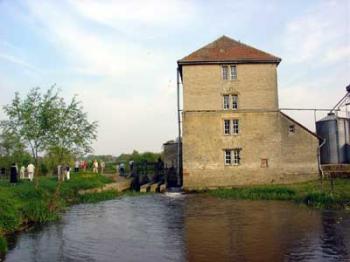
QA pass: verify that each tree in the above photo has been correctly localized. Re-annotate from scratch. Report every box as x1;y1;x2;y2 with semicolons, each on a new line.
0;127;31;169
47;95;97;164
1;88;58;176
1;87;98;182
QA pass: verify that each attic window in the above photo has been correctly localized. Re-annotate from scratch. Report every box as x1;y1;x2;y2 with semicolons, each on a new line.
289;125;295;134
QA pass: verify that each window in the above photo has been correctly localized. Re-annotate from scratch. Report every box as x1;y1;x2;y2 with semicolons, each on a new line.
230;65;237;80
224;150;231;165
223;94;239;110
232;95;238;110
261;159;268;168
224;149;241;165
223;95;230;110
232;119;239;134
222;66;228;80
289;125;295;134
233;149;241;165
224;120;230;135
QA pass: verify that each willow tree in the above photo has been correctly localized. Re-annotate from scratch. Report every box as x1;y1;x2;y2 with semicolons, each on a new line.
1;87;97;185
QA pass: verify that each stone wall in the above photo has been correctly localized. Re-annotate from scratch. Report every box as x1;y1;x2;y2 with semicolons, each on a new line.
181;63;319;190
182;64;279;111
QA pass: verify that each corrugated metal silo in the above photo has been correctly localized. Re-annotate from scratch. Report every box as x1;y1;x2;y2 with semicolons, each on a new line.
316;113;350;164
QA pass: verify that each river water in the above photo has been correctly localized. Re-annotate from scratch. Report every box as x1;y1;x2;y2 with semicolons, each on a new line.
3;194;350;262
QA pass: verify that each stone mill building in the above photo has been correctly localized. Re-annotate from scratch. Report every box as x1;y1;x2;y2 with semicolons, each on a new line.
177;36;320;190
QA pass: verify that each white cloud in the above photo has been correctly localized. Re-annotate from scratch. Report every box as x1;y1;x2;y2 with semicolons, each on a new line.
0;53;40;72
322;46;350;64
281;1;349;65
68;0;195;27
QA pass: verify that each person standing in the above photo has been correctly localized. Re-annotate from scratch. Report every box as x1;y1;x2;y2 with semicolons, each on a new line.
74;160;80;173
129;160;134;173
66;165;71;180
10;163;18;184
27;163;35;182
100;161;105;174
20;165;25;179
93;160;98;173
83;160;87;172
120;163;125;177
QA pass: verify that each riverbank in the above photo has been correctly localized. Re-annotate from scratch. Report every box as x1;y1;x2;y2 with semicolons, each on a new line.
0;173;121;255
208;178;350;209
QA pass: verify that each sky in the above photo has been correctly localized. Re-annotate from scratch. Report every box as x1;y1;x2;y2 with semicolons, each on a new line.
0;0;349;155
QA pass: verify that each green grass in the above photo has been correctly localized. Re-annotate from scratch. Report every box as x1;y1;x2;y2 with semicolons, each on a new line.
0;172;116;255
0;235;7;254
208;179;350;209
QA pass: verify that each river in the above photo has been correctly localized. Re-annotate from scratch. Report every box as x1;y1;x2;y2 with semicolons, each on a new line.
3;194;350;262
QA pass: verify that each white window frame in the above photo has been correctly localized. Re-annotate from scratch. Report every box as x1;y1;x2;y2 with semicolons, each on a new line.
223;95;230;110
222;65;228;80
232;149;241;165
232;119;239;134
224;150;231;165
232;95;238;110
224;120;230;135
230;65;237;80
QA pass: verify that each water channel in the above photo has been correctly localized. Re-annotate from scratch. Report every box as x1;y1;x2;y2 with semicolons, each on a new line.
3;194;350;261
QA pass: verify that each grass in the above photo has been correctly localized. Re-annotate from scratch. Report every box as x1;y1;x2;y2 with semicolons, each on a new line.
208;178;350;209
0;172;117;256
0;235;7;254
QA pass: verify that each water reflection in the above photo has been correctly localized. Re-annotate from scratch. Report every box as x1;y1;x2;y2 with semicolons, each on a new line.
4;195;350;262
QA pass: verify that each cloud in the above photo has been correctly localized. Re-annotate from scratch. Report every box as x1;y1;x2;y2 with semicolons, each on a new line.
281;1;349;65
68;0;195;28
0;53;39;72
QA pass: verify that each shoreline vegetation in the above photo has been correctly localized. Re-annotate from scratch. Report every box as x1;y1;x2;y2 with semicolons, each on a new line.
0;175;349;256
0;172;126;256
207;178;350;209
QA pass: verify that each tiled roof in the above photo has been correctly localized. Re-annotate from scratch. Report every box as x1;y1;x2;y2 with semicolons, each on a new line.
178;35;281;65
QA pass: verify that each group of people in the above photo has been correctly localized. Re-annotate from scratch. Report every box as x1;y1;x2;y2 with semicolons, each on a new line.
9;163;35;184
92;159;105;174
6;159;126;185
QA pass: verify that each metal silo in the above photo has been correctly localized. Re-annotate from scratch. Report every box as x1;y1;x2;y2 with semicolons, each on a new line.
316;113;350;164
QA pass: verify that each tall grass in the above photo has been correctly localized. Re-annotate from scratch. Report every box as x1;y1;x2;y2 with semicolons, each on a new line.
0;235;7;255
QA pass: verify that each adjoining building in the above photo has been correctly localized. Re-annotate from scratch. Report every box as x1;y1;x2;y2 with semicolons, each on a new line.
177;36;320;190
